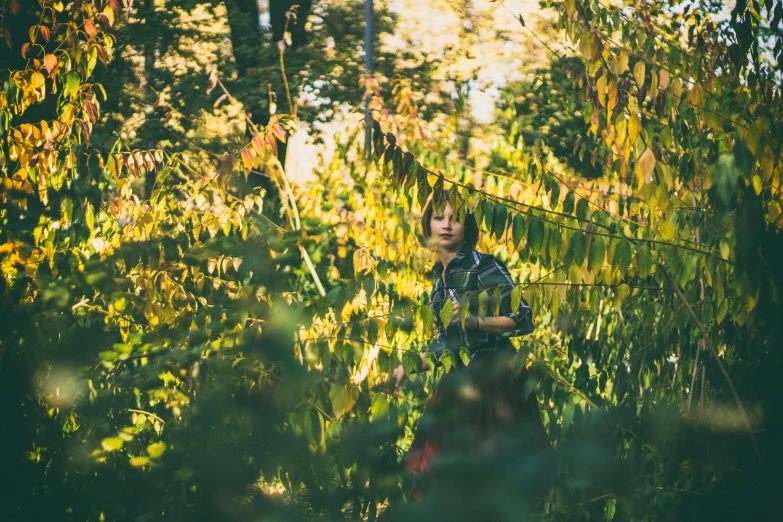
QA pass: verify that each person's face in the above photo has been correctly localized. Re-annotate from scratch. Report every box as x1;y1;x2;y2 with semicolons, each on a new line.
429;202;465;251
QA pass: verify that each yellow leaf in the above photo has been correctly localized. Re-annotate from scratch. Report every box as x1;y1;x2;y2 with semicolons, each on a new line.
147;442;166;458
627;113;641;146
614;52;629;75
101;437;124;452
688;84;704;106
751;175;762;195
597;75;607;107
658;221;676;241
637;148;656;183
607;81;618;116
633;61;645;88
658;69;670;90
769;202;781;223
30;71;45;89
671;77;683;98
761;154;774;181
129;456;149;467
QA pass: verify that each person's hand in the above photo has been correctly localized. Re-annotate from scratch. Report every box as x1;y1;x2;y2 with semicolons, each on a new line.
450;297;461;324
385;364;405;393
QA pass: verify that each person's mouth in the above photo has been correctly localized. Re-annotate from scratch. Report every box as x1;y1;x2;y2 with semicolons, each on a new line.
439;233;453;239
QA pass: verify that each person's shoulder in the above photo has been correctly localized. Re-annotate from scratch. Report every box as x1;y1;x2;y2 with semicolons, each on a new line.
464;250;505;270
473;250;506;265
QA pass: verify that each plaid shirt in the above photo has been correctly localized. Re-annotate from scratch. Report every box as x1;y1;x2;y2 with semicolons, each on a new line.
429;245;534;360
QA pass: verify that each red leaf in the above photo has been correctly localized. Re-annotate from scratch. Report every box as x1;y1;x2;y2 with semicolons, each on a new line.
84;19;99;39
96;45;109;65
9;0;20;16
43;54;58;75
272;124;287;143
79;121;92;144
251;135;265;155
83;99;98;122
265;133;277;155
108;0;122;13
39;26;51;43
20;42;31;58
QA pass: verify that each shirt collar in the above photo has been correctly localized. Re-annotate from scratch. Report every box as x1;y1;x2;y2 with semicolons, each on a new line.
430;244;474;277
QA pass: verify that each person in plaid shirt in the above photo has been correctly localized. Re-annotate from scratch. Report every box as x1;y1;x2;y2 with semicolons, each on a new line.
390;198;553;503
428;241;534;361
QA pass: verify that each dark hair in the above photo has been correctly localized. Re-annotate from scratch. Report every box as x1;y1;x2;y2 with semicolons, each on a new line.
420;198;480;249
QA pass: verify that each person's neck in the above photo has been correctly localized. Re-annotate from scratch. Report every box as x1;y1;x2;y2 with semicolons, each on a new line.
438;245;463;270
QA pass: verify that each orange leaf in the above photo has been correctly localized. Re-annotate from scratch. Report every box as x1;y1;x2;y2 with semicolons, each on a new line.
39;26;51;43
84;19;99;39
43;54;58;75
21;42;31;58
241;147;254;169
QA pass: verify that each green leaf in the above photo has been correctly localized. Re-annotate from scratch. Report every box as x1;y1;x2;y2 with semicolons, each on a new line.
63;71;81;99
459;294;470;328
326;286;342;305
613;239;632;273
576;198;590;220
614;283;631;307
588;237;606;273
636;245;653;276
459;346;471;366
370;393;389;419
512;213;525;249
433;175;446;213
492;202;507;239
492;286;502;316
330;383;359;418
527;217;544;255
562;191;575;214
717;298;728;324
711;154;739;207
606;498;617;521
420;305;434;331
511;285;522;313
439;298;454;328
549;181;561;209
482;199;495;230
478;290;490;318
441;350;454;373
568;230;587;267
561;401;575;434
147;442;167;458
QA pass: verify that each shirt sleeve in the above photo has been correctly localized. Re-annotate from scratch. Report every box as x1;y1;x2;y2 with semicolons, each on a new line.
476;255;534;337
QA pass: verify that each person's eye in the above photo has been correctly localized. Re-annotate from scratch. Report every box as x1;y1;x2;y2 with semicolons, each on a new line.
433;215;443;220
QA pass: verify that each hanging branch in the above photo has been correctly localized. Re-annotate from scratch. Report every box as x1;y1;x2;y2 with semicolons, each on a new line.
660;265;761;464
